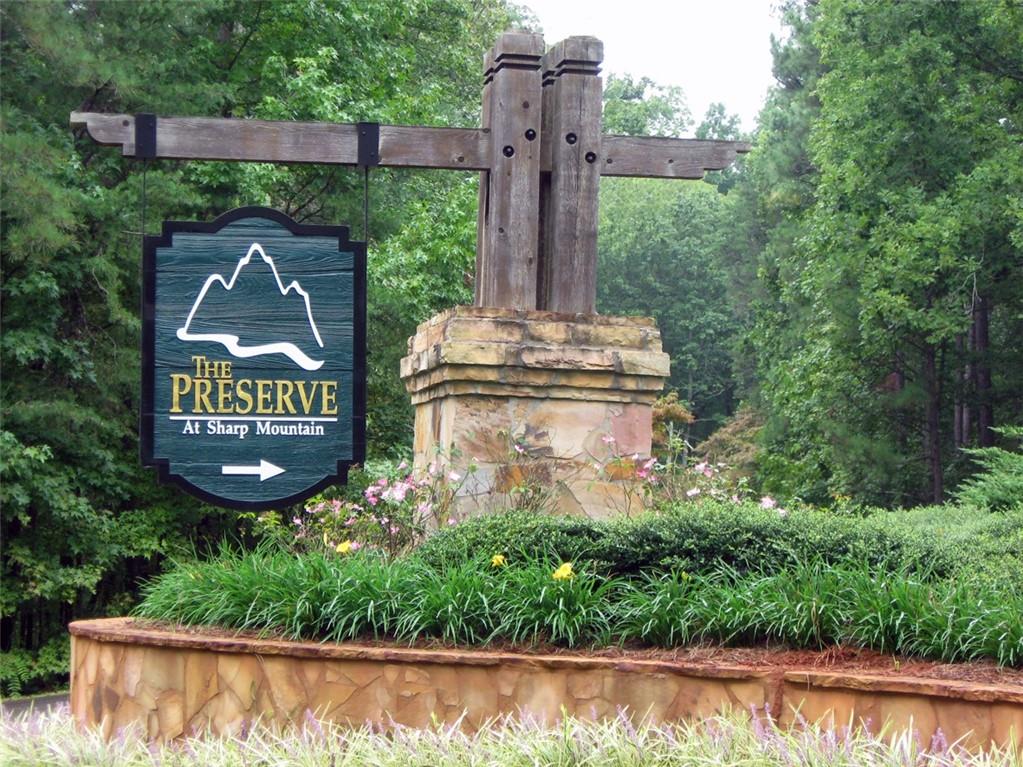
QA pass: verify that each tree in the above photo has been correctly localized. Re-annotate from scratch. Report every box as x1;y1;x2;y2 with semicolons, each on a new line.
602;74;691;137
739;0;1023;505
598;179;739;440
1;0;514;675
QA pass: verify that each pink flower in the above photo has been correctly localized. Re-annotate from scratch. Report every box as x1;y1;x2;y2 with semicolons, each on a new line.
448;471;461;482
447;518;457;525
601;434;616;444
390;525;399;535
345;517;357;526
417;501;432;516
292;516;303;526
686;487;701;497
730;494;741;504
643;457;657;470
636;469;649;479
514;444;525;454
398;461;408;471
350;541;362;551
760;496;777;509
385;483;409;502
366;496;378;506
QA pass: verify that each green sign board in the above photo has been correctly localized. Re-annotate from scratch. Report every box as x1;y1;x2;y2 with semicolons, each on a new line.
142;207;366;509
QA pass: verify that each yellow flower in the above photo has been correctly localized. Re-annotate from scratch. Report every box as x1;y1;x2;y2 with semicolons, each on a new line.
552;562;574;580
322;531;330;547
491;553;507;568
336;540;354;555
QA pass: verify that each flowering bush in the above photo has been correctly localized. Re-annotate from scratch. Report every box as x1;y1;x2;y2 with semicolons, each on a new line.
295;459;475;557
595;431;758;514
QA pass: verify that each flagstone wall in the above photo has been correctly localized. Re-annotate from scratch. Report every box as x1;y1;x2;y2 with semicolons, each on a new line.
71;619;1023;749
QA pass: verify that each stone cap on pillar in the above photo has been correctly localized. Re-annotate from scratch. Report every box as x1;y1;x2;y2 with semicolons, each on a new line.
400;306;670;405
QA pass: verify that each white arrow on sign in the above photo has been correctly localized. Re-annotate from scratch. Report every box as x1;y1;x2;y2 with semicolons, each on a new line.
222;460;286;482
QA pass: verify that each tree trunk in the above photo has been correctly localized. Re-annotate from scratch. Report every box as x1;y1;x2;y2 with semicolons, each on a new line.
975;296;993;446
923;344;943;503
954;333;965;447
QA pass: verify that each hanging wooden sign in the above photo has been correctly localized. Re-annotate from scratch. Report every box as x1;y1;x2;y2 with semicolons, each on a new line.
141;206;366;509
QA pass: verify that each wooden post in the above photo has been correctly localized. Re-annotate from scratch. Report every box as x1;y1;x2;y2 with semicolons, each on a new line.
538;37;603;313
474;32;544;310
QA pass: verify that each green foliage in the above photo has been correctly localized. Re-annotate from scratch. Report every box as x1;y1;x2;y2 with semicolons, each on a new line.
614;562;1023;666
602;74;691;137
955;427;1023;512
0;638;70;697
1;0;515;666
134;541;1023;665
738;0;1023;505
415;501;1023;590
413;510;607;570
490;561;614;647
598;180;740;438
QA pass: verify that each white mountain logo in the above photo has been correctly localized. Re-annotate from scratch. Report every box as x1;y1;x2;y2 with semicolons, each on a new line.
176;242;325;371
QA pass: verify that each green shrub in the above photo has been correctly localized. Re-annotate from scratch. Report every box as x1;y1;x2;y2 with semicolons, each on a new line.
415;501;1023;587
954;426;1023;512
0;638;69;697
413;510;608;569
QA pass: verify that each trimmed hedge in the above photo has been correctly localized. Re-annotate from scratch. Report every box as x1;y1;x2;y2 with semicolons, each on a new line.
413;501;1023;588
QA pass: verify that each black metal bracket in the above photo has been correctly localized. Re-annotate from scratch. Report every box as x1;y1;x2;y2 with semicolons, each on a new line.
357;122;380;167
135;113;157;159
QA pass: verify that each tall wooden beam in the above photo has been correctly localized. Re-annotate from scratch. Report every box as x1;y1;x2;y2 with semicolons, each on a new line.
474;32;545;310
538;36;603;314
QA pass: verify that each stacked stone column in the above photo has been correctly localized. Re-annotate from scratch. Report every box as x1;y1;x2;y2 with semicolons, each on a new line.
399;307;670;518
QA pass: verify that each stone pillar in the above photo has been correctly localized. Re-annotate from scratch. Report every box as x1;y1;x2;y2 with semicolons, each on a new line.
399;307;670;519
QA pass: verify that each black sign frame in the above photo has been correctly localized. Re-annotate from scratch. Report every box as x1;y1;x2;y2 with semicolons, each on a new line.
141;206;366;510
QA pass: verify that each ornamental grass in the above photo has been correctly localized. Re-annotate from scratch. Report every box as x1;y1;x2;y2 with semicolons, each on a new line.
2;705;1019;767
135;545;1023;667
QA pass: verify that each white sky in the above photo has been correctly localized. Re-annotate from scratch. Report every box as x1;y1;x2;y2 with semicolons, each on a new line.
520;0;784;135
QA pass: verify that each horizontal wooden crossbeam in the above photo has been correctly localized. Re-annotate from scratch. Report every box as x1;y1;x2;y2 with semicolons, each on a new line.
70;112;749;178
70;112;490;170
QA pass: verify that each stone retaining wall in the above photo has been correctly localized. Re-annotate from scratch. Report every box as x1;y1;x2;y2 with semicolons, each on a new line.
70;619;1023;748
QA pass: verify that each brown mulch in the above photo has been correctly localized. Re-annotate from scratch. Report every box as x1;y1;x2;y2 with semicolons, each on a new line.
126;619;1023;687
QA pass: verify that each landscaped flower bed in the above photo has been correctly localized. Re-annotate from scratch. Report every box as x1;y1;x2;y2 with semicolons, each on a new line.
136;504;1023;667
69;501;1023;746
